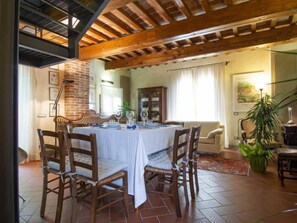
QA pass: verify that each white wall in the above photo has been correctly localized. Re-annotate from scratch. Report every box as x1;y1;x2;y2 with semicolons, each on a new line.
89;60;130;113
35;64;65;132
130;48;272;147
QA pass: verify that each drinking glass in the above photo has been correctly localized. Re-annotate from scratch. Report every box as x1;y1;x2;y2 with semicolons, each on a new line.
126;110;134;126
140;109;148;126
114;111;122;123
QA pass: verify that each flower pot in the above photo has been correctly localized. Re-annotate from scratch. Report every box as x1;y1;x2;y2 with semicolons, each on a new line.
249;156;267;173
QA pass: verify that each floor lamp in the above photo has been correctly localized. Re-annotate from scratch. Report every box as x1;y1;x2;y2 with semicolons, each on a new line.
52;79;74;133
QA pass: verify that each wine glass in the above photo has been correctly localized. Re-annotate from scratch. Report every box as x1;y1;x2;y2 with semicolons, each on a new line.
126;110;134;126
114;111;122;123
140;109;148;126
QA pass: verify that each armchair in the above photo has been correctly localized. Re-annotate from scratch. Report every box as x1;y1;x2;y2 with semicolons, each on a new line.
240;118;281;148
184;121;224;154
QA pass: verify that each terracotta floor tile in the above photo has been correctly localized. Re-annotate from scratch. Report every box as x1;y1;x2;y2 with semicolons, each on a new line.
18;150;297;223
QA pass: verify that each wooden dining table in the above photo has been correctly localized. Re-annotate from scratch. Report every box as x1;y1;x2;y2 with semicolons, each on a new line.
73;124;181;208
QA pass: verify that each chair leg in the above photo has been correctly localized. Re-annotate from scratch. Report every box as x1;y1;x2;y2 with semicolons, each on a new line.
188;163;195;200
172;171;181;217
90;185;98;223
182;165;189;203
123;171;129;219
194;162;199;193
40;171;48;218
55;176;65;223
156;174;165;192
71;178;78;223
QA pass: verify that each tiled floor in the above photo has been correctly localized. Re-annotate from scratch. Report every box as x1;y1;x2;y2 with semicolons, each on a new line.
19;149;297;223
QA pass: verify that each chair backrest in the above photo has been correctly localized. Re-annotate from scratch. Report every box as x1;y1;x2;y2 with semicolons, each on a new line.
172;128;190;167
189;125;202;160
37;129;66;172
66;133;98;182
241;118;255;139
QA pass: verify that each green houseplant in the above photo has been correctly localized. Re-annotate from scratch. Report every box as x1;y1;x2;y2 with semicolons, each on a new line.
239;78;297;172
239;142;274;172
239;94;279;172
118;101;135;118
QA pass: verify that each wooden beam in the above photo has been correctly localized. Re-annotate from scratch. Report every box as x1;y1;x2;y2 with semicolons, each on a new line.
105;25;297;70
102;0;136;13
80;0;297;60
199;0;212;12
174;0;192;18
147;0;174;23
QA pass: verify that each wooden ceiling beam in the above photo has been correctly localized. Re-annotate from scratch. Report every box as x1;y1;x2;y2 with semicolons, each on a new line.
113;9;145;31
199;0;212;12
102;0;136;13
147;0;174;23
128;1;159;27
93;20;122;38
105;25;297;70
80;0;297;60
225;0;233;6
174;0;192;18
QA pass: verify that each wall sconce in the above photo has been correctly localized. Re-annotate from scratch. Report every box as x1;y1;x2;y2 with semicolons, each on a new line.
101;80;114;86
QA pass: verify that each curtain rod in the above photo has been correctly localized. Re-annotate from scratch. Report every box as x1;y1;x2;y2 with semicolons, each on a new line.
166;61;230;72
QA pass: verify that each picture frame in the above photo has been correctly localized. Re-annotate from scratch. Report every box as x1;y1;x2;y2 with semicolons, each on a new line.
49;103;59;117
49;71;59;85
90;74;95;87
49;87;59;101
232;71;266;112
89;87;95;103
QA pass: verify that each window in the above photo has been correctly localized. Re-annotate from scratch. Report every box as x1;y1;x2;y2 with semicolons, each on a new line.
100;86;123;116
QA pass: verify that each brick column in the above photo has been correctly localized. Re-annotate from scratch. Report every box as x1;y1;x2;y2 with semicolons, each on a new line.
64;60;90;119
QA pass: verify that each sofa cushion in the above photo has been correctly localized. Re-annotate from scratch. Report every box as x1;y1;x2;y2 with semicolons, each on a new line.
207;128;223;139
199;137;215;144
184;121;220;137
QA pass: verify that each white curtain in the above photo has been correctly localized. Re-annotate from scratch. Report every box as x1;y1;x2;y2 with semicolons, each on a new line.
101;86;123;116
168;63;228;147
18;65;38;161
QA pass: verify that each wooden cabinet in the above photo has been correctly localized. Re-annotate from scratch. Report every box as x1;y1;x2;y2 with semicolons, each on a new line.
138;86;167;123
282;125;297;146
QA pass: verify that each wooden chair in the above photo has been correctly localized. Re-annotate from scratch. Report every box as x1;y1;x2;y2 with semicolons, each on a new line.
145;128;190;217
188;125;202;199
66;132;129;223
241;118;281;148
37;129;71;223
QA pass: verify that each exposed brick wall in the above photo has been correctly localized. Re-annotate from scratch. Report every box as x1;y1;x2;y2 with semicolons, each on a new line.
64;60;90;119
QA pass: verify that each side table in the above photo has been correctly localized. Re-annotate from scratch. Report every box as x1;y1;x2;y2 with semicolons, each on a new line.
276;148;297;186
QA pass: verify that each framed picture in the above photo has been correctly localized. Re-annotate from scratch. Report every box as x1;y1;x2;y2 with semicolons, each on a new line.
49;71;59;85
89;87;95;103
90;74;95;87
49;103;59;117
49;87;59;101
233;71;266;112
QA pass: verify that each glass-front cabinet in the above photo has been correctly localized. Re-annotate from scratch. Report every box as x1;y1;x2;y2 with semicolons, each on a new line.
138;86;167;123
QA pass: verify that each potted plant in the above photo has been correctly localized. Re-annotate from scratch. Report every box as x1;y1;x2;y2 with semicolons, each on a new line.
245;93;281;148
239;142;274;172
240;93;282;172
118;101;135;119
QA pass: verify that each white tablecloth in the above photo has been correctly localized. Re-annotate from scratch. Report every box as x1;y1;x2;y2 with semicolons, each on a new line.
73;125;181;207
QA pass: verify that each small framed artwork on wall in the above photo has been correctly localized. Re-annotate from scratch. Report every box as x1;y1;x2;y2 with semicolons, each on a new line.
232;71;266;112
49;71;59;85
49;103;59;117
49;87;59;101
90;74;95;87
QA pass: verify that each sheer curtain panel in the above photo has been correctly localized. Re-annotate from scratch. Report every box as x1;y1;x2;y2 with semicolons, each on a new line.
168;63;228;147
18;65;38;161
